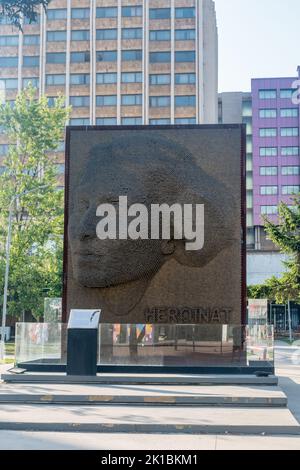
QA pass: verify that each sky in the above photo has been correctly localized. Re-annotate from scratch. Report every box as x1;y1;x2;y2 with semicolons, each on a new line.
214;0;300;92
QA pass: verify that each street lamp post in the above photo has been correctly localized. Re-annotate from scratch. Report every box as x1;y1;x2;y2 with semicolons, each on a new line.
0;186;47;361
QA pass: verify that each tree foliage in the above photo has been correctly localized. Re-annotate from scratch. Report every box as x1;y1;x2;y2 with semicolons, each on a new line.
0;85;69;319
0;0;50;29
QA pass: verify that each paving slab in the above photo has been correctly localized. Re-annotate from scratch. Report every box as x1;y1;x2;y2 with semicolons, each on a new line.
0;404;298;434
0;382;287;406
1;431;300;450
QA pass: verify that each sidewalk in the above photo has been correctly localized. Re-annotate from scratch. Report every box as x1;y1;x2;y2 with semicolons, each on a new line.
0;431;300;450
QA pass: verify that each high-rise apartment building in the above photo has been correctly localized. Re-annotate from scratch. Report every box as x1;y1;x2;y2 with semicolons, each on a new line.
219;68;300;285
0;0;218;129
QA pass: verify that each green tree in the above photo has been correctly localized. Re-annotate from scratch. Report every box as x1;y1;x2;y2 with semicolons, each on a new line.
0;85;69;319
262;197;300;304
0;0;50;28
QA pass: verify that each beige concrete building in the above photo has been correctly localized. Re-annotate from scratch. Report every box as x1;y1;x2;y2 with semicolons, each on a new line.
0;0;218;178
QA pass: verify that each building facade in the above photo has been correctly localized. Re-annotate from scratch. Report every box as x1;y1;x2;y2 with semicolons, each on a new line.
218;91;254;248
0;0;218;128
219;68;300;286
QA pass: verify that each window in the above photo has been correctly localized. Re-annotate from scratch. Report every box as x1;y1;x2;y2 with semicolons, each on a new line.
96;29;117;40
260;186;278;195
261;206;277;215
46;74;66;86
122;72;142;83
0;144;9;155
47;97;56;107
122;50;142;61
175;118;196;124
0;17;13;25
175;29;196;40
96;95;117;106
149;52;171;63
259;109;277;118
280;108;298;118
122;28;142;39
121;117;143;125
243;100;252;117
282;166;300;176
149;30;171;41
56;163;65;175
47;31;66;42
282;186;300;195
149;96;170;107
150;74;170;85
260;147;277;157
280;89;297;99
175;7;195;18
96;7;117;18
122;6;142;17
281;146;299;156
23;56;39;67
281;127;299;137
259;89;277;99
70;96;89;107
2;78;18;89
69;118;90;125
71;30;90;41
0;57;18;67
47;9;67;20
71;52;90;63
175;95;196;107
0;35;19;46
70;74;90;85
96;73;117;84
97;50;117;62
71;8;90;19
122;94;142;106
259;128;277;137
149;119;171;125
24;35;40;46
260;167;278;176
175;73;196;84
149;8;171;20
175;51;195;62
96;118;117;125
47;53;66;64
23;77;39;88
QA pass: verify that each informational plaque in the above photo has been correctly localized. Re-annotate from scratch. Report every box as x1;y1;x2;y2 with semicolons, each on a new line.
67;309;101;329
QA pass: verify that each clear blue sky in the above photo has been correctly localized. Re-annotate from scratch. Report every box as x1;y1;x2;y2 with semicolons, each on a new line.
214;0;300;92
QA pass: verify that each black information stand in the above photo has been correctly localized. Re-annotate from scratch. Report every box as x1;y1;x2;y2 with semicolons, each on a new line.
66;309;101;376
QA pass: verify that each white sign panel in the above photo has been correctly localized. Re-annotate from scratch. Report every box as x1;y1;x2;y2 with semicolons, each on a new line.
67;309;101;329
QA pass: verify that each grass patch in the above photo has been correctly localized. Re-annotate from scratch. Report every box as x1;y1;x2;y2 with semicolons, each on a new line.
4;341;15;355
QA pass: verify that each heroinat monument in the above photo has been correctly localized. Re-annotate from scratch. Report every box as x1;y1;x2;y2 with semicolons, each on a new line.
63;125;246;327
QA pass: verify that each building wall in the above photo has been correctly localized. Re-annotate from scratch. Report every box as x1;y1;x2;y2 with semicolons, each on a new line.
0;0;218;128
247;251;288;286
218;91;254;249
252;74;300;227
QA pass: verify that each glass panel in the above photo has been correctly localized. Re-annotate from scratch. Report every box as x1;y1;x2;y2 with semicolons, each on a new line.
15;323;67;365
